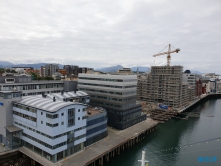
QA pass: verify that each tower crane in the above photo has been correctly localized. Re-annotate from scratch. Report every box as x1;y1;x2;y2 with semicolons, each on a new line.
153;44;180;66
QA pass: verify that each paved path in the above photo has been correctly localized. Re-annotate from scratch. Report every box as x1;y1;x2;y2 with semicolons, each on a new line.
60;118;157;166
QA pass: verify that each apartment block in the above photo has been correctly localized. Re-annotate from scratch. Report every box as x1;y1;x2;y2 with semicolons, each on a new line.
137;66;194;108
40;64;59;77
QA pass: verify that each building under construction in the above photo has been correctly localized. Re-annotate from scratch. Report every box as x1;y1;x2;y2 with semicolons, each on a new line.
137;65;195;108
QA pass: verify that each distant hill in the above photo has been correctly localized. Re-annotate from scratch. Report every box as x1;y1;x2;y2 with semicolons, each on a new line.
0;61;14;67
96;65;151;73
0;61;63;69
96;65;124;73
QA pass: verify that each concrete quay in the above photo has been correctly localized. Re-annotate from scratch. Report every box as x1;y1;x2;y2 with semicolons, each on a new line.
178;93;221;113
60;118;158;166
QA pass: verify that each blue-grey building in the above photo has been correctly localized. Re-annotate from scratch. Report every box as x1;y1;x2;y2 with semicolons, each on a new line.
0;90;108;163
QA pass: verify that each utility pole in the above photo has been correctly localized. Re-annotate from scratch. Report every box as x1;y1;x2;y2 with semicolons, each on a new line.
138;149;149;166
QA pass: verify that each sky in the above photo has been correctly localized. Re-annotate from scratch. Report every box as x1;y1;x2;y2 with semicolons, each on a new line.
0;0;221;73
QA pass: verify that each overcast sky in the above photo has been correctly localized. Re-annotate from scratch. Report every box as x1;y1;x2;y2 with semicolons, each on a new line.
0;0;220;73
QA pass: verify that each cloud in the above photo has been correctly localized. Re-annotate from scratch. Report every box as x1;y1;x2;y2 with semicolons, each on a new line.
0;0;220;73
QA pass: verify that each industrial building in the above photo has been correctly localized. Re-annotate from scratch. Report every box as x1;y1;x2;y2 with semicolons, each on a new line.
137;66;195;108
0;90;108;162
78;74;146;130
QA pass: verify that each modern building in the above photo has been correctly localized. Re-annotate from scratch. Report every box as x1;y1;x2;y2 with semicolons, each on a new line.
0;90;108;163
0;76;63;96
63;65;79;78
40;64;59;77
78;67;94;74
85;106;107;147
182;70;197;87
137;66;195;108
78;74;146;130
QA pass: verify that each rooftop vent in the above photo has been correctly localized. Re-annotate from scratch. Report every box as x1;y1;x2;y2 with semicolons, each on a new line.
88;111;91;115
61;90;64;95
53;96;56;102
42;93;47;98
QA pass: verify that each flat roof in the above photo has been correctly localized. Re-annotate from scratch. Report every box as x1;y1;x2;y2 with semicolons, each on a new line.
5;125;23;133
14;96;86;113
86;106;105;117
78;73;137;79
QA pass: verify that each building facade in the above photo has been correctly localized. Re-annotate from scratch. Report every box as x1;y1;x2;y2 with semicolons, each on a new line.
0;91;108;163
63;65;79;77
0;76;63;96
137;66;195;108
40;64;59;77
78;74;146;130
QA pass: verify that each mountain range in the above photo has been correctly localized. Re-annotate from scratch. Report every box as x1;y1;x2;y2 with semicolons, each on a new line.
0;61;63;69
0;61;201;74
95;65;150;73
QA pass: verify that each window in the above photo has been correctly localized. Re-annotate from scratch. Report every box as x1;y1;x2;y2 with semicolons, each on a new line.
61;122;64;125
78;117;80;120
46;123;58;127
78;109;80;112
41;121;43;124
46;113;58;119
41;112;43;115
61;113;64;116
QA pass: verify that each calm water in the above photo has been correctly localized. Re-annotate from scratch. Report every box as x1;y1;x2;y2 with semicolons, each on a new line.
105;98;221;166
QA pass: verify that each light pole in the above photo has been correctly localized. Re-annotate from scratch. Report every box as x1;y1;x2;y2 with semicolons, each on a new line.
138;149;149;166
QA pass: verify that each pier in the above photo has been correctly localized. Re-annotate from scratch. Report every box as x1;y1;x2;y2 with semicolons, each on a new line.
60;118;157;166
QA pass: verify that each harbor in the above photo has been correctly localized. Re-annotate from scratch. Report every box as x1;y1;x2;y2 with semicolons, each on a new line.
0;118;158;166
106;97;221;166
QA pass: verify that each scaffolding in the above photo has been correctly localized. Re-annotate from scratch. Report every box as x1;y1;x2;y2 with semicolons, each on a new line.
137;66;195;108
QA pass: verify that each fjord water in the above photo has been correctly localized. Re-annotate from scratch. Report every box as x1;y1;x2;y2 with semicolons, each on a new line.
106;98;221;166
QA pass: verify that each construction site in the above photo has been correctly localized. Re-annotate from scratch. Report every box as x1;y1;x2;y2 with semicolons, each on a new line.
137;65;195;108
137;44;196;123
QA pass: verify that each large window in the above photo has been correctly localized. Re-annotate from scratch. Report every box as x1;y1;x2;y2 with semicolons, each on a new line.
13;111;36;122
68;108;75;126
